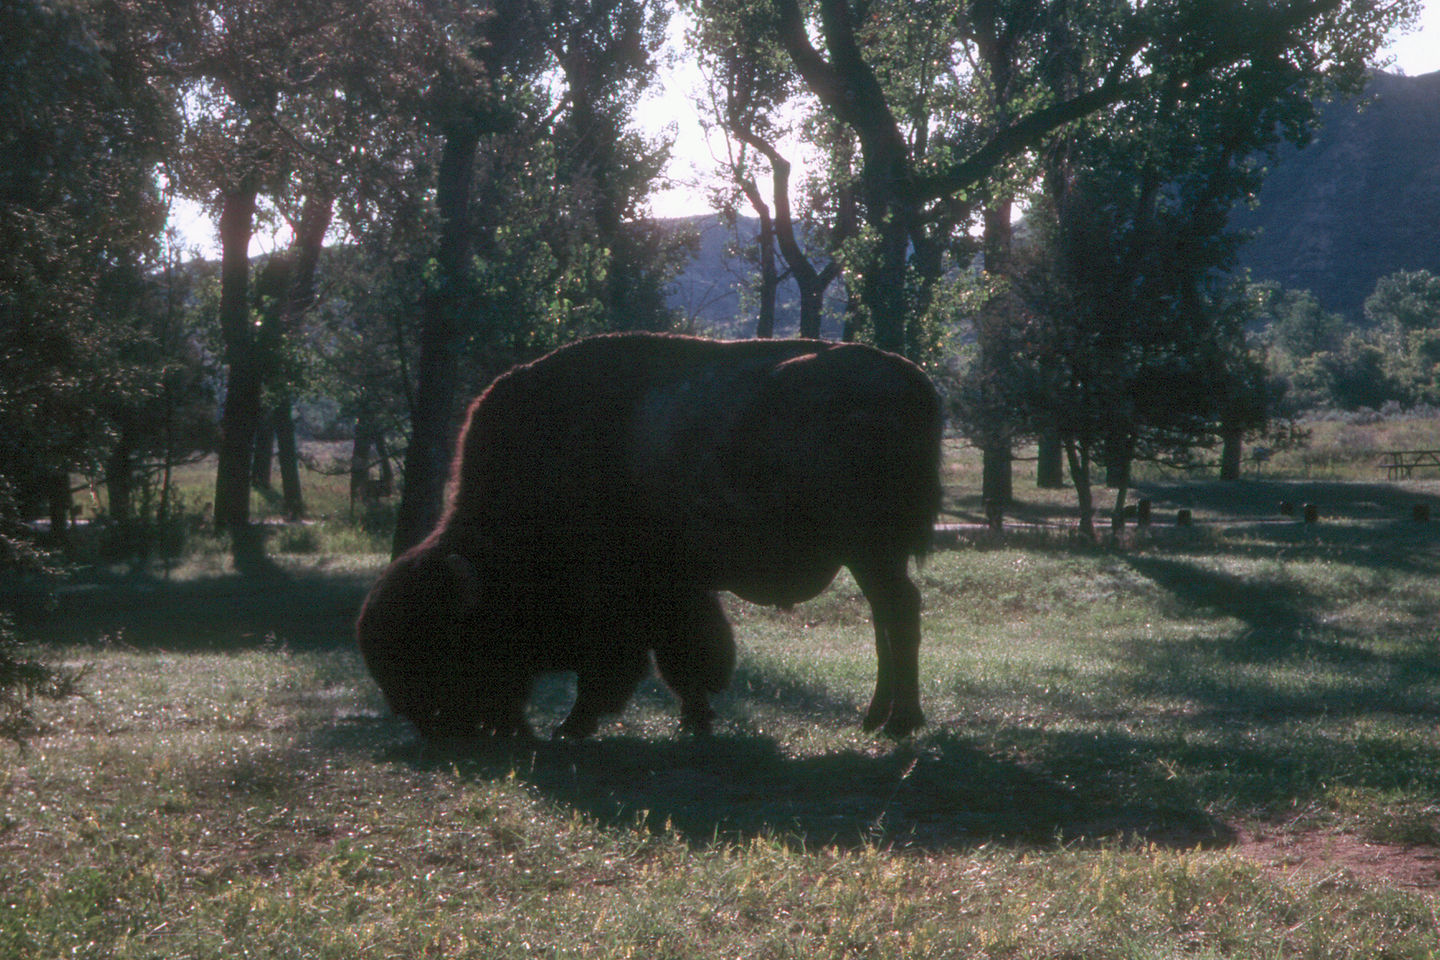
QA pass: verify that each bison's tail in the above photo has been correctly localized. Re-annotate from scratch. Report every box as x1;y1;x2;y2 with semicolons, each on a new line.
905;381;946;566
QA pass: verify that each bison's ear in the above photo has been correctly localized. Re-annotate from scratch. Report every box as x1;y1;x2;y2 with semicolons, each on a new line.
444;553;481;609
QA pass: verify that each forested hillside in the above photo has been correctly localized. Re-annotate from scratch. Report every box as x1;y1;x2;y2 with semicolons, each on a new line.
675;69;1440;331
1234;69;1440;319
663;215;847;339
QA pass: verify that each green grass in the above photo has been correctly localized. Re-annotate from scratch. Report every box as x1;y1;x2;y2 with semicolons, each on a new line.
7;426;1440;957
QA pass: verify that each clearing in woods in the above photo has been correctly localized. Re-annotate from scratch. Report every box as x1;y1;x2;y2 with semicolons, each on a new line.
4;428;1440;957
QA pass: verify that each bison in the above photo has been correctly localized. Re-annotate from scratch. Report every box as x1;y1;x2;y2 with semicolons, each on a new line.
357;332;943;739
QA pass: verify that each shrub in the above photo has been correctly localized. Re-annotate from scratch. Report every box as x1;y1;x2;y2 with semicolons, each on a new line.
275;524;323;555
0;613;85;747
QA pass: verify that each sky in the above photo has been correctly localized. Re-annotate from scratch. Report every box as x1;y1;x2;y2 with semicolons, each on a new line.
1385;0;1440;77
646;1;1440;218
172;2;1440;254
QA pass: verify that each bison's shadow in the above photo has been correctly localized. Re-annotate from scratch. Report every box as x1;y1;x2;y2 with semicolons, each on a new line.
370;702;1232;854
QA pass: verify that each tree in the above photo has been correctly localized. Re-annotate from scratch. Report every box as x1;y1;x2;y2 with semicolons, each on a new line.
750;0;1416;360
392;0;686;556
1010;88;1287;532
547;0;680;331
158;0;437;562
1364;269;1440;334
1256;283;1348;360
1;0;172;537
390;0;552;557
689;0;850;339
1256;273;1440;414
0;0;174;739
99;235;219;561
249;188;333;520
1349;269;1440;407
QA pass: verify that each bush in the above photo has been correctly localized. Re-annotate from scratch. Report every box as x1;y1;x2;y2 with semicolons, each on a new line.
0;613;84;747
99;483;210;565
275;524;323;555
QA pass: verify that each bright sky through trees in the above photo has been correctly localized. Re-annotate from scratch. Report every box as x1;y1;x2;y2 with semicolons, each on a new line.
170;2;1440;252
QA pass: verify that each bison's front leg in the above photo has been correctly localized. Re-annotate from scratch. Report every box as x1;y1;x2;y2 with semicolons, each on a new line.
853;560;924;737
472;672;537;739
556;645;650;739
651;590;736;736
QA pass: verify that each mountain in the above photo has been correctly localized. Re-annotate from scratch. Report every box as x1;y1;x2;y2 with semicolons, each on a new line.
667;70;1440;328
661;215;847;339
1233;69;1440;319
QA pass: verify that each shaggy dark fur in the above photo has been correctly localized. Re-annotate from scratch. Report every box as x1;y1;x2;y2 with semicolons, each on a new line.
357;332;942;739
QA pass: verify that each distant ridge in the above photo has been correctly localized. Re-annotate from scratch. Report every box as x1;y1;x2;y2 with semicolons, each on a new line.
666;71;1440;329
1233;69;1440;318
661;215;846;339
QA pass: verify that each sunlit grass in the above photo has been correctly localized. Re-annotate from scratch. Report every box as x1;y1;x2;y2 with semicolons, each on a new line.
7;423;1440;957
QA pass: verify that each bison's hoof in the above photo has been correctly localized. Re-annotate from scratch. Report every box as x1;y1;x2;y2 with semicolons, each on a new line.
412;716;479;741
555;715;599;740
881;709;925;739
678;711;715;737
503;721;539;741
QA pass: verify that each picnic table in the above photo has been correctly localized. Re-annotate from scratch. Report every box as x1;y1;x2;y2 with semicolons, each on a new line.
1379;450;1440;480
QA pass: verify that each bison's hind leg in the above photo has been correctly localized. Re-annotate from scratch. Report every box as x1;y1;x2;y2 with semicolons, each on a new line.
851;559;924;737
653;591;736;735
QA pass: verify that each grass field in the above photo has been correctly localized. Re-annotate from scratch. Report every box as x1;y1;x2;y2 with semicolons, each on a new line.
5;422;1440;957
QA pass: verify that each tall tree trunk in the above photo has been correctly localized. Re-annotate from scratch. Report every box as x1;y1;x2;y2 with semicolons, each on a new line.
274;398;303;521
798;284;827;339
1065;440;1096;541
757;214;777;339
213;186;261;546
350;413;375;517
46;472;71;546
1036;431;1065;488
251;412;275;489
982;446;1013;507
105;428;134;556
375;430;394;497
1219;426;1243;480
979;201;1014;505
268;190;331;523
842;285;861;343
866;210;911;354
1108;436;1134;535
737;133;847;341
1104;432;1131;488
737;180;778;338
392;118;481;557
105;431;134;529
1111;481;1131;536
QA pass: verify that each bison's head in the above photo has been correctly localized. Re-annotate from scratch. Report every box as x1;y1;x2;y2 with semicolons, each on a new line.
356;544;530;738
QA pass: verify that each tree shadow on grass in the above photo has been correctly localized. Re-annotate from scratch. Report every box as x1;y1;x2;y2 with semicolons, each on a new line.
321;544;1440;854
1121;553;1322;644
0;563;374;652
1042;551;1440;817
1135;478;1440;525
1130;479;1440;564
1120;552;1440;683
